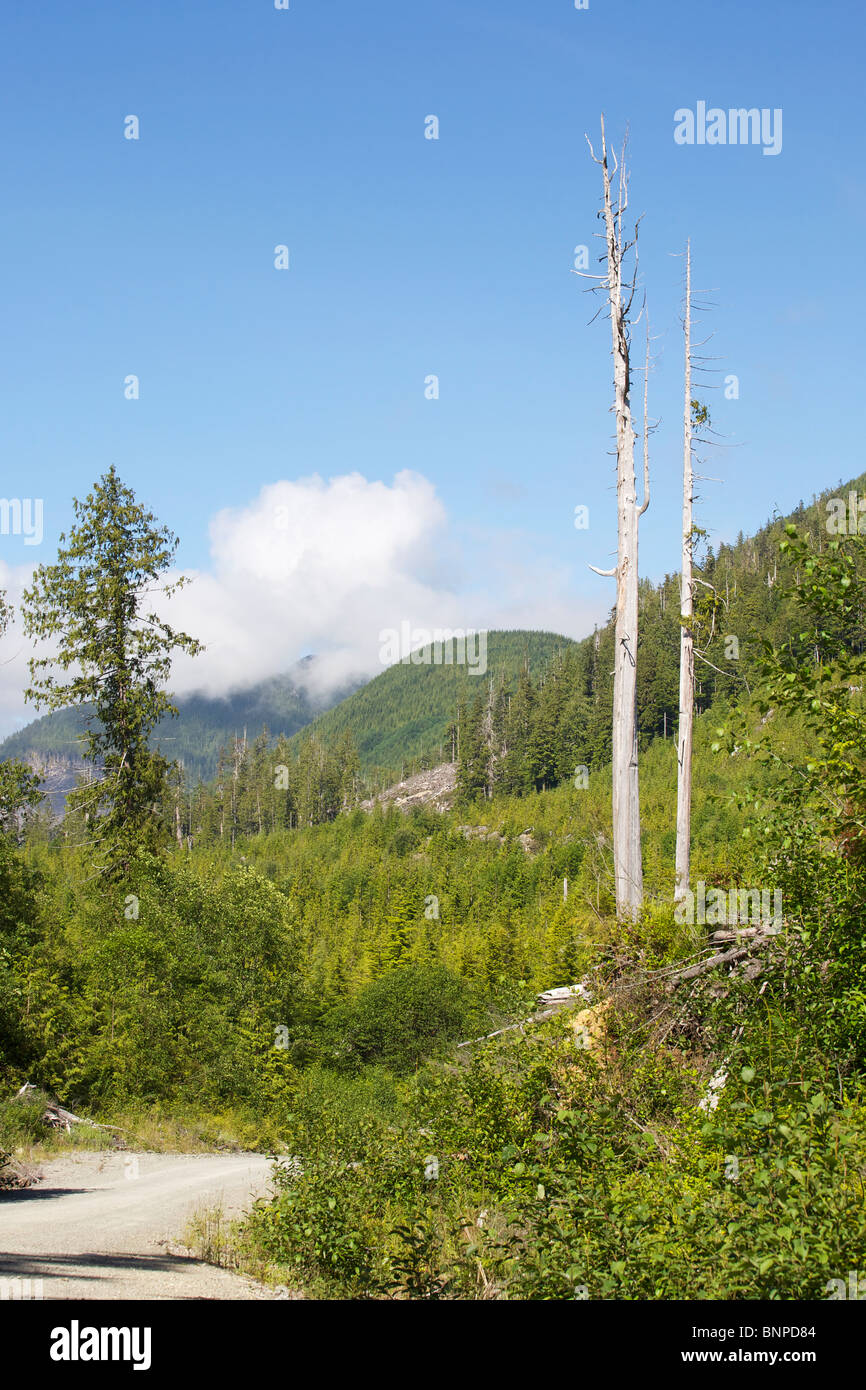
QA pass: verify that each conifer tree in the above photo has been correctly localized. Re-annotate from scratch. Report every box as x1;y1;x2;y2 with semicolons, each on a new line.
20;468;201;877
502;667;536;795
0;590;44;837
456;691;489;802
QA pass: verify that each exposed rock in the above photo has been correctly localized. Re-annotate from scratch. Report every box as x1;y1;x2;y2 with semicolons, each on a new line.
457;824;489;840
11;750;86;821
359;762;457;815
454;824;507;846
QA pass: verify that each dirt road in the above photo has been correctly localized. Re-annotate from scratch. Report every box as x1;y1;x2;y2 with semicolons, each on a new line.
0;1150;283;1300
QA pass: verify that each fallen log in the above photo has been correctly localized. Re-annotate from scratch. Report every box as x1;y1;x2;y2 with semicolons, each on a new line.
458;980;593;1048
14;1083;125;1135
666;929;779;985
669;943;751;982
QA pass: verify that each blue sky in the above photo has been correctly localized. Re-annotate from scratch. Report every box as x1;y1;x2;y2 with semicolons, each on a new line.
0;0;862;729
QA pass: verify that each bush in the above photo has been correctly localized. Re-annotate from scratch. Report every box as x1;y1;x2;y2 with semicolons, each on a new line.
320;964;484;1073
0;1088;57;1147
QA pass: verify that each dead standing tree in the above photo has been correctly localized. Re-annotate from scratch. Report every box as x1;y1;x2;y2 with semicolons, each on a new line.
674;246;721;903
580;118;649;920
675;240;695;905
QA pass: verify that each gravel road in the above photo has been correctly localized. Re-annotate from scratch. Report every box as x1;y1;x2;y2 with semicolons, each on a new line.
0;1150;285;1300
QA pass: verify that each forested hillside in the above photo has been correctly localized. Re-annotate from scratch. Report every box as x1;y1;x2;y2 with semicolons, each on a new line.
0;661;361;786
6;471;859;819
452;473;866;802
163;473;866;843
3;468;866;1301
284;629;574;779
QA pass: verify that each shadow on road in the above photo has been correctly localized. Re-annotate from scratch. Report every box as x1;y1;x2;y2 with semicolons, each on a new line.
0;1251;192;1270
0;1248;213;1290
0;1187;93;1203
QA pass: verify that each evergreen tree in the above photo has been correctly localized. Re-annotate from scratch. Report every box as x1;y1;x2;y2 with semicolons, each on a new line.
456;692;489;802
501;667;536;795
0;591;44;838
20;467;202;877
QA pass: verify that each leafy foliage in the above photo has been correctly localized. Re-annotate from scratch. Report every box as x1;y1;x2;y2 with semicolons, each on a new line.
20;468;202;876
320;964;483;1073
3;476;866;1299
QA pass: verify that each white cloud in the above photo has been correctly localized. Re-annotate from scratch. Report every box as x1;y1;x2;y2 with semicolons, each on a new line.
161;469;469;698
0;470;607;738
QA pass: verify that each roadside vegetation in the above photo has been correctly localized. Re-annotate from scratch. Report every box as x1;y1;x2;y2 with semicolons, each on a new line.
2;473;866;1296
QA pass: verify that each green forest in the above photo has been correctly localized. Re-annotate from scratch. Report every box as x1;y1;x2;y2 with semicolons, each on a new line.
2;465;866;1300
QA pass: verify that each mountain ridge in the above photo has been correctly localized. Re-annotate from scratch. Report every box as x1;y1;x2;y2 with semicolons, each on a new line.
0;662;364;786
5;470;865;798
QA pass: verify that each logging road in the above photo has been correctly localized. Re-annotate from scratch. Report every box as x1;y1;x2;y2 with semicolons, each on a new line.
0;1150;286;1300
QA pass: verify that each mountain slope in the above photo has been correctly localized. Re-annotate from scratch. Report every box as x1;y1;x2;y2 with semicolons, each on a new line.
5;469;862;799
258;473;866;812
288;629;577;777
0;661;363;785
0;633;575;791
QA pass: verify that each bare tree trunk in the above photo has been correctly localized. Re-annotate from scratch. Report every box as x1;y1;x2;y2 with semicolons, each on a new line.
482;676;495;799
587;118;647;920
675;241;695;905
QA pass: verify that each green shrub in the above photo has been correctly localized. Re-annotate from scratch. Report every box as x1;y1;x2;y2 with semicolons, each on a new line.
320;964;484;1073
